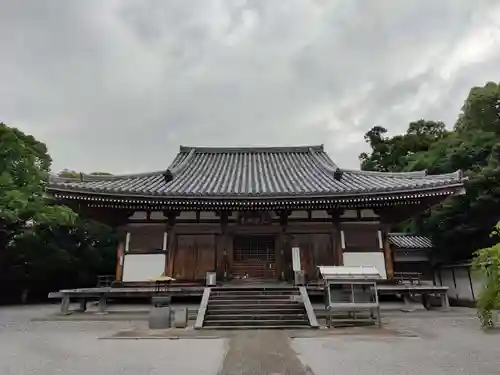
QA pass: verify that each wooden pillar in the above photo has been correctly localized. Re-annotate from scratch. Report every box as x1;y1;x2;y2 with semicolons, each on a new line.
216;211;230;280
329;209;344;266
382;228;394;280
124;231;131;253
165;211;178;277
277;211;290;281
275;234;283;280
162;231;168;251
115;241;125;281
166;229;176;277
161;229;168;276
115;228;129;282
103;210;132;283
337;227;345;265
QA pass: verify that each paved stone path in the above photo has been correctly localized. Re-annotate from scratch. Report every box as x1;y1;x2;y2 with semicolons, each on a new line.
2;305;500;374
219;330;313;375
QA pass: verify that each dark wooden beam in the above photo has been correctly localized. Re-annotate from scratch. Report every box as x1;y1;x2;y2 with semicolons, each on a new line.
278;210;291;228
164;211;180;228
216;211;230;230
327;208;344;222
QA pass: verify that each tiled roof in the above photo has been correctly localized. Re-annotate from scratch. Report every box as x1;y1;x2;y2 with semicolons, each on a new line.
388;233;433;249
48;145;464;199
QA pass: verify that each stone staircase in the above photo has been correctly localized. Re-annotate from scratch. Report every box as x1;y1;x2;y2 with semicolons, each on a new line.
196;286;318;329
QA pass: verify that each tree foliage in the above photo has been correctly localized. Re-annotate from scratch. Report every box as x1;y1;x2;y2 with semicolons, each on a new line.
0;123;75;225
359;120;449;172
2;217;118;301
0;123;116;303
58;169;113;178
472;221;500;328
360;82;500;262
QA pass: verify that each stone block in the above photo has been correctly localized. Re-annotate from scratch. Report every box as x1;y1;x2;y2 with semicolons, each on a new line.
173;307;188;328
148;306;171;329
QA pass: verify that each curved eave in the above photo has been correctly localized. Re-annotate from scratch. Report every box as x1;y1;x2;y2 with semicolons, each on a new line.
47;182;464;202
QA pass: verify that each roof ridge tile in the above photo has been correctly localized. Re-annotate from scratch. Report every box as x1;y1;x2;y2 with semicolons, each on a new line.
179;145;324;153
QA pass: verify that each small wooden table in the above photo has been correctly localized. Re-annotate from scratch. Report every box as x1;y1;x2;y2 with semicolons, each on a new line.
149;275;176;293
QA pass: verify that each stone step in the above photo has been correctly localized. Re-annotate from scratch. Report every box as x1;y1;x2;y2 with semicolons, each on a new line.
210;294;299;299
203;319;309;327
208;299;301;306
205;314;307;321
211;289;298;294
206;308;305;315
201;325;312;330
210;294;300;300
211;285;297;293
197;286;315;329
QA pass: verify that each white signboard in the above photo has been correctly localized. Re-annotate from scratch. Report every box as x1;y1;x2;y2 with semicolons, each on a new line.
343;252;387;279
122;254;166;282
292;247;301;272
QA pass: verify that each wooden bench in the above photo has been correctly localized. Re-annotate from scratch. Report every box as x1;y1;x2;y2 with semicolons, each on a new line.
377;284;450;310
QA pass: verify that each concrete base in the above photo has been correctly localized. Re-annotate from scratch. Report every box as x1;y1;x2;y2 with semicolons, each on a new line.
148;306;171;329
173;308;188;328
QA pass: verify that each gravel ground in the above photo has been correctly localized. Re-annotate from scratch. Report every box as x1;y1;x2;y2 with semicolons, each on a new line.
293;311;500;375
1;305;499;375
0;305;226;375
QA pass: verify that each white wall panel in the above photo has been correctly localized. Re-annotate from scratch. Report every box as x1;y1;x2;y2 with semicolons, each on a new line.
122;254;166;282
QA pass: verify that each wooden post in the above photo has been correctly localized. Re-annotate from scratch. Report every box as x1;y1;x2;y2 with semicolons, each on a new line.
329;209;344;266
124;231;131;252
275;233;283;281
162;230;169;276
60;294;70;315
165;211;178;277
383;229;394;280
277;211;289;281
162;231;168;251
214;211;230;280
115;241;125;281
166;227;176;277
338;229;345;265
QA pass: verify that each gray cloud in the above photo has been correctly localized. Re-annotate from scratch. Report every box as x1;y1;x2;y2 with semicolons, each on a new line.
1;0;499;173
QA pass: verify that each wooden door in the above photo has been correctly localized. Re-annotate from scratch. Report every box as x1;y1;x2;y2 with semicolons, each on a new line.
194;235;216;279
173;235;196;280
174;234;216;281
287;233;333;281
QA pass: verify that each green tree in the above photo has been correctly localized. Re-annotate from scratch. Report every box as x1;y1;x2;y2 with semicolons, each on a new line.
11;218;118;296
57;170;113;178
0;123;116;303
455;81;500;134
0;123;75;227
58;169;80;178
359;82;500;262
360;120;449;172
472;221;500;328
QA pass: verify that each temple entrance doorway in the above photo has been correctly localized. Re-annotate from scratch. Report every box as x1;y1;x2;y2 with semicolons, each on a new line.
232;235;276;279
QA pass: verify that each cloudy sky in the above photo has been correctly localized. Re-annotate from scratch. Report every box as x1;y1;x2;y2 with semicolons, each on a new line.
2;0;500;174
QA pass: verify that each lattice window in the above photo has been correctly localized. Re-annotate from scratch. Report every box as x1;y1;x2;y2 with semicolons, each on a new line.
233;236;275;262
